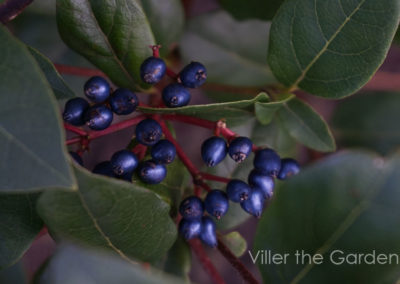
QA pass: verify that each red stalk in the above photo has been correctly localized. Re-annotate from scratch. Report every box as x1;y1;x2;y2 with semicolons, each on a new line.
189;239;226;284
217;237;260;284
64;123;87;136
66;136;82;145
89;115;146;139
54;64;105;77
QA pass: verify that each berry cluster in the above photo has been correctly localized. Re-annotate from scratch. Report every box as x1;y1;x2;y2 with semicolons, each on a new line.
178;136;300;247
63;50;206;185
62;46;300;250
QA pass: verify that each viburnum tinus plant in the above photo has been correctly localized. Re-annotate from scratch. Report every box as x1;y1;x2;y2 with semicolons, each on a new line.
0;0;400;284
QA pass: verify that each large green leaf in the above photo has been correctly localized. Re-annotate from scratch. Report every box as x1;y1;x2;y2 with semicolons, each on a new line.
56;0;156;90
37;166;177;263
277;98;335;152
394;26;400;45
28;47;75;100
268;0;400;98
139;0;184;54
255;151;400;283
139;93;291;126
158;238;191;281
0;25;75;192
220;0;284;21
0;261;27;284
180;11;276;87
211;120;297;230
332;92;400;155
37;244;186;284
0;194;43;270
255;93;294;125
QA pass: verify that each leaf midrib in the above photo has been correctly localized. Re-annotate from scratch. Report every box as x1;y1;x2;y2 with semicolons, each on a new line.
0;125;71;188
289;0;367;91
76;188;137;266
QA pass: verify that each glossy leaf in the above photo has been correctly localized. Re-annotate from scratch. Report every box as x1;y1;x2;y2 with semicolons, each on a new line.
180;11;276;87
37;166;177;263
268;0;400;98
220;0;284;21
220;231;247;257
332;92;400;155
37;244;186;284
28;47;75;99
0;194;43;270
277;98;336;152
139;0;184;54
0;25;76;192
56;0;156;90
255;151;400;283
140;93;275;126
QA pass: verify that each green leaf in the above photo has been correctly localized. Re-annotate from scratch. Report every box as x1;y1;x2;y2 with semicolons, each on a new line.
28;47;75;100
158;238;191;281
37;243;186;284
220;232;247;257
0;25;75;192
277;98;336;152
220;0;284;21
213;120;297;230
268;0;400;98
0;194;43;270
394;26;400;45
180;11;276;87
255;151;400;283
139;0;184;54
56;0;156;90
37;166;177;263
332;92;400;155
139;93;277;126
255;93;294;125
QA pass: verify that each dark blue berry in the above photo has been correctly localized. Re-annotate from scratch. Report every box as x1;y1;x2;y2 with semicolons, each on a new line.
248;169;275;198
92;161;116;177
135;119;163;146
240;187;266;218
84;76;110;103
278;158;300;180
118;173;133;182
63;97;89;126
179;62;207;88
109;88;139;115
140;57;166;84
110;150;139;176
253;148;281;177
204;190;229;219
137;160;167;184
228;136;253;163
226;179;251;203
69;151;83;166
199;216;217;248
201;136;227;167
179;218;201;240
162;83;191;108
179;196;204;220
84;105;113;131
151;139;176;164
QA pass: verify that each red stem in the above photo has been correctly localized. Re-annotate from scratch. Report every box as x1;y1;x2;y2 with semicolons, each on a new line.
157;120;200;177
66;136;82;145
161;114;237;140
201;172;230;184
89;115;146;139
217;237;260;284
132;144;147;160
166;68;178;79
189;239;226;284
64;123;87;136
54;64;105;77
